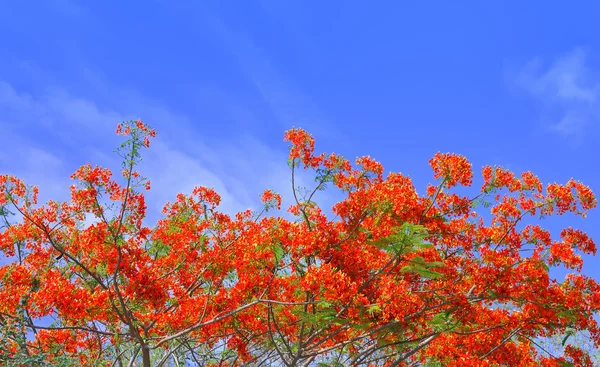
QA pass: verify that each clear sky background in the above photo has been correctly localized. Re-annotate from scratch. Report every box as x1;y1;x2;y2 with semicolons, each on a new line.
1;2;599;279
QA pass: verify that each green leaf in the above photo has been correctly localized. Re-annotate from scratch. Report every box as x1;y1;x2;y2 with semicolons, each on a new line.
556;310;578;324
369;223;433;255
149;239;171;258
400;265;443;279
273;243;285;264
410;256;427;265
429;312;450;325
367;304;381;315
561;329;575;346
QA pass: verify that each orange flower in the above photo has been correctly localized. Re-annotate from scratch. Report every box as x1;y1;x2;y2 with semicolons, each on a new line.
0;125;596;367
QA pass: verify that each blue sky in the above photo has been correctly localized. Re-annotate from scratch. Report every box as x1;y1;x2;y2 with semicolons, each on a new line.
1;1;599;278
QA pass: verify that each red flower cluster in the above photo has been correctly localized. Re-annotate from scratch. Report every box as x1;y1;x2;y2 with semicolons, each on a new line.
0;124;598;367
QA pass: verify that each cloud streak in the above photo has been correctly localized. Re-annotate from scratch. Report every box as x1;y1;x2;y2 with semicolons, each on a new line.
517;48;600;142
0;79;311;226
156;1;341;140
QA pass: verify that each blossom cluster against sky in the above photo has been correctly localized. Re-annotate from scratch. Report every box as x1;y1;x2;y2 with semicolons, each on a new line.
1;1;599;278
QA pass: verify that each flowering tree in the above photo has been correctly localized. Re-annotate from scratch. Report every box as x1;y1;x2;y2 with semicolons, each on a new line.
0;120;598;367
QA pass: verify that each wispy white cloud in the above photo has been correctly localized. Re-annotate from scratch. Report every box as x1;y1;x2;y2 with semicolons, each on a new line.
0;82;34;110
0;79;309;226
156;1;341;141
224;29;339;139
0;135;70;205
0;81;127;148
517;47;600;141
0;0;343;223
140;140;252;218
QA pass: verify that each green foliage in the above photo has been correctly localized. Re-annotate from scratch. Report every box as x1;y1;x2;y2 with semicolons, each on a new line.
369;222;433;255
273;243;285;264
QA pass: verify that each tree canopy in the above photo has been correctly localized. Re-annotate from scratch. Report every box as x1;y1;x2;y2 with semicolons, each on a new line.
1;120;598;366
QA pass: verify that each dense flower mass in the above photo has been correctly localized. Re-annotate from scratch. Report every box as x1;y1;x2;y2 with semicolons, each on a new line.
0;121;598;366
